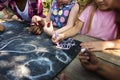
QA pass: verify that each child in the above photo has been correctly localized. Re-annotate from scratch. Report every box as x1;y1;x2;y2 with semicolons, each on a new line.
52;0;119;48
60;45;120;80
0;0;8;32
79;49;120;80
59;2;120;80
0;8;9;19
9;0;45;35
0;0;45;34
8;0;45;21
0;0;19;20
0;0;9;19
32;0;80;35
80;0;120;52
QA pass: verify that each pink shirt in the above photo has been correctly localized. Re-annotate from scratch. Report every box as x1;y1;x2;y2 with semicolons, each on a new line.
79;6;117;40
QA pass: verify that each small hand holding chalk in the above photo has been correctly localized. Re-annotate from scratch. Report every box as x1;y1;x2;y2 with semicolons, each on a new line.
44;21;54;36
80;48;86;54
54;31;61;48
80;48;91;61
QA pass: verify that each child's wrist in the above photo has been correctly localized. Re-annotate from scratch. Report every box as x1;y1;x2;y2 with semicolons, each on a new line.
95;62;104;73
61;33;65;40
103;41;115;50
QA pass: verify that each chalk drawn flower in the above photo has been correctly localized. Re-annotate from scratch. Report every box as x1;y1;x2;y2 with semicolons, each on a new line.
64;10;69;16
60;17;65;23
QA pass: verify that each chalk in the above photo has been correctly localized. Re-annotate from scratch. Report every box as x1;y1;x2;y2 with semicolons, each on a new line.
54;31;59;38
54;32;61;48
80;48;86;54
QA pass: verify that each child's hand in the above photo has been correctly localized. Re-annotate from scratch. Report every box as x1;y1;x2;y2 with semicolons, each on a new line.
31;15;42;23
79;52;99;71
29;15;45;35
12;15;19;20
29;25;42;35
4;14;9;19
80;41;112;51
52;33;65;44
43;21;54;36
31;15;45;26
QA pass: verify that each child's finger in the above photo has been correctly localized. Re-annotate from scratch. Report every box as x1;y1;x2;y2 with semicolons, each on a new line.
79;55;89;60
32;15;41;22
52;37;58;43
32;26;37;33
60;73;65;80
32;26;39;34
52;34;55;38
80;60;89;64
89;48;96;51
50;21;53;27
36;29;41;35
29;26;33;32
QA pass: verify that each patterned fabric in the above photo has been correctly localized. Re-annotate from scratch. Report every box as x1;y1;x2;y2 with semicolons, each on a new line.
51;0;76;28
0;0;7;3
9;0;45;21
0;0;8;10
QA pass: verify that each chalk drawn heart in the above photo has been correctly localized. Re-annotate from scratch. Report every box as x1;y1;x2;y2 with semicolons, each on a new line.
7;58;53;80
0;39;37;53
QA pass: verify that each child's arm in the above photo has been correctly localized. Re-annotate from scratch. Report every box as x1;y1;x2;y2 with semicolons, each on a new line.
43;5;53;36
96;62;120;80
11;15;19;20
61;20;83;39
55;3;79;34
79;52;120;80
52;20;83;43
80;39;120;51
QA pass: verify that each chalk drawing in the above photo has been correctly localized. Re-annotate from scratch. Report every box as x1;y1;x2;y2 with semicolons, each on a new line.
0;21;81;80
56;38;75;50
0;39;37;53
55;50;71;64
7;57;53;80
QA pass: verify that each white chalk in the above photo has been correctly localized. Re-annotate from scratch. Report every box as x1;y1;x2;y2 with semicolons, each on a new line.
80;48;86;53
